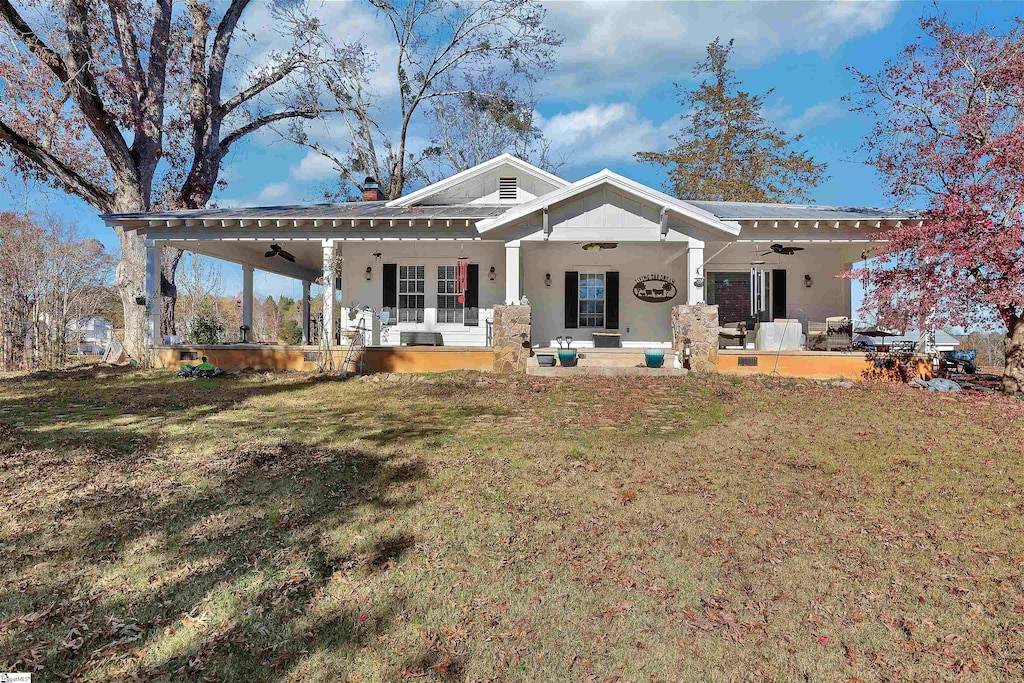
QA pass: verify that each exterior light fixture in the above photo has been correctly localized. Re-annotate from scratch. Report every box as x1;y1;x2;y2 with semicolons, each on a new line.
804;274;813;288
544;273;551;287
693;277;705;289
488;266;496;281
365;266;373;281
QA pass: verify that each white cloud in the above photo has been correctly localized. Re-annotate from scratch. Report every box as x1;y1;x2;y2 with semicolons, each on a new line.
544;1;898;96
291;151;339;182
785;100;847;134
258;182;293;203
765;98;848;134
539;103;675;164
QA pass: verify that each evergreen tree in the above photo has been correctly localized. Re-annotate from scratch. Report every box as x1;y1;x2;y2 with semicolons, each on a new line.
637;38;827;202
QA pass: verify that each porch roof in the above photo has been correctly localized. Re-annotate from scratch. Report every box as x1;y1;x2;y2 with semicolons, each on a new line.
101;202;507;234
687;201;914;221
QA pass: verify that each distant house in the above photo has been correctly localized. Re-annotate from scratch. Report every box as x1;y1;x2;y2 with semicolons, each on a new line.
67;316;113;355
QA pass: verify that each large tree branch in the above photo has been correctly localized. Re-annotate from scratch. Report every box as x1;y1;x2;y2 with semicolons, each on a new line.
0;0;70;81
0;119;114;211
220;53;303;116
218;108;324;151
207;0;250;108
63;0;137;187
106;0;146;118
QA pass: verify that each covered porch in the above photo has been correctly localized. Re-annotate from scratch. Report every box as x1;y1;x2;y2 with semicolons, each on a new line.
102;177;907;379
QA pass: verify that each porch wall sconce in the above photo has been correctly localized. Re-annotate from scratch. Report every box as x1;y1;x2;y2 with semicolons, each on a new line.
693;276;705;289
544;273;552;287
365;266;373;281
804;274;813;288
488;266;496;281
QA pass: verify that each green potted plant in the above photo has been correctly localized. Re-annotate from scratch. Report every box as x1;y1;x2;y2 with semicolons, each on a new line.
556;336;577;367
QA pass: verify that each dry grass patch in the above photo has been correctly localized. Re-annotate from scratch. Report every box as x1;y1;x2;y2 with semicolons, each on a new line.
1;368;1023;681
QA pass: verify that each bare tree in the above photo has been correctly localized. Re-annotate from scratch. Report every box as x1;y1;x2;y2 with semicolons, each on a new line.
423;70;564;178
280;0;562;201
0;0;362;359
176;251;225;340
0;212;113;370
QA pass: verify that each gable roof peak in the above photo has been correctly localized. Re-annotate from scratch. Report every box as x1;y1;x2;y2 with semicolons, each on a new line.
386;153;568;207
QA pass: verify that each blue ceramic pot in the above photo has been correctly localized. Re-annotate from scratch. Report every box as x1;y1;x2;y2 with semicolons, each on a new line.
557;349;578;367
645;349;665;368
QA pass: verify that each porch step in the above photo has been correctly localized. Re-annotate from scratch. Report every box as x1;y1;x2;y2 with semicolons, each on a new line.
527;366;689;377
530;348;675;369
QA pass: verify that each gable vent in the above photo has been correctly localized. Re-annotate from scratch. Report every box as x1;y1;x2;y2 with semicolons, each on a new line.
498;177;518;201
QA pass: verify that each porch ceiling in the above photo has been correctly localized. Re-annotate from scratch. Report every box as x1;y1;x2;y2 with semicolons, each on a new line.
163;239;324;282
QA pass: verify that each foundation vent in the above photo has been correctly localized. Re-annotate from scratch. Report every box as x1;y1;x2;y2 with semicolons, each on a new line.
303;351;321;363
179;351;198;361
498;177;517;201
738;356;758;367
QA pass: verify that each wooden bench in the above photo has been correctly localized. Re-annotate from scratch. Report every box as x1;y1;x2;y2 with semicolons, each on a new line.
399;331;444;346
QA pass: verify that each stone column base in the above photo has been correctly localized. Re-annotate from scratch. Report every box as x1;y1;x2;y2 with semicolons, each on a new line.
492;305;531;374
672;304;720;374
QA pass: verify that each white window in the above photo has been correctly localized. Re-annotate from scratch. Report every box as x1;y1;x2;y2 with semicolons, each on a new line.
436;265;464;324
498;177;517;201
578;272;605;328
398;265;425;323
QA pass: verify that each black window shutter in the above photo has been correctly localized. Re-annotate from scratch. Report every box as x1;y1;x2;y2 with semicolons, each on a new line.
464;264;479;326
383;263;397;313
605;271;620;329
771;269;787;320
564;271;579;328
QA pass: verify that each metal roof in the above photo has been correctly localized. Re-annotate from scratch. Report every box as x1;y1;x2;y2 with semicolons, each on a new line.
686;201;914;221
101;202;510;222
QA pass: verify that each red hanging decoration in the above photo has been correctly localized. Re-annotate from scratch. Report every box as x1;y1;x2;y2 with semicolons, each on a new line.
456;256;469;304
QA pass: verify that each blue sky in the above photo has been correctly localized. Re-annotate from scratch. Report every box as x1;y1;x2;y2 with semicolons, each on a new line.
1;0;1019;305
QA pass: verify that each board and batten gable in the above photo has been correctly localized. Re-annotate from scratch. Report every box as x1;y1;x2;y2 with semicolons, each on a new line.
481;186;698;243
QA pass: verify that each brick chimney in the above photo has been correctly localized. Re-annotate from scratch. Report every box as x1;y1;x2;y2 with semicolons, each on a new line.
362;176;384;202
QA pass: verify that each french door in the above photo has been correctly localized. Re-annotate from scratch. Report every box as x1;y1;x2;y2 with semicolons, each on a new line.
706;268;777;325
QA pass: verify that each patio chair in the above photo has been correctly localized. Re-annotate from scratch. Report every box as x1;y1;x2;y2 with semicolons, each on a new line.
825;316;853;351
718;321;747;349
806;321;828;350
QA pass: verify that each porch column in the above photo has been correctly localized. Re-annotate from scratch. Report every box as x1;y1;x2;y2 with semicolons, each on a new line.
144;239;162;347
241;265;254;340
322;240;336;345
504;241;521;304
686;241;705;305
301;280;311;344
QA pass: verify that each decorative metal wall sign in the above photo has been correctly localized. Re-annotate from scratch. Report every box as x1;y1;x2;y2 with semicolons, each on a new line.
632;275;677;303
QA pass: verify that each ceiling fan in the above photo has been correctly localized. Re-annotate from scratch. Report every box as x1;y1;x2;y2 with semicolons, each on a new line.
581;242;618;251
264;244;296;262
761;243;805;256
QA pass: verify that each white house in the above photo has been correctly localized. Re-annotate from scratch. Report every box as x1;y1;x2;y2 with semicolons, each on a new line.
102;154;916;373
67;316;113;356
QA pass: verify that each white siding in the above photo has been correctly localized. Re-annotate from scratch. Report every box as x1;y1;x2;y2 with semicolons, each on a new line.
703;242;862;330
522;241;690;347
337;241;506;347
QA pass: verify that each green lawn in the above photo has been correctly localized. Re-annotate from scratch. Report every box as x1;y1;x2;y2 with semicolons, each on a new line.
1;368;1023;681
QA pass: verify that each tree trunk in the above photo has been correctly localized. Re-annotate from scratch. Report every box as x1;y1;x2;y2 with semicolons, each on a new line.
1004;315;1024;397
160;247;183;336
115;224;149;363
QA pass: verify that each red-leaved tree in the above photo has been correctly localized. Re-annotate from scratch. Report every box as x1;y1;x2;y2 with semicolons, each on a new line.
848;15;1024;395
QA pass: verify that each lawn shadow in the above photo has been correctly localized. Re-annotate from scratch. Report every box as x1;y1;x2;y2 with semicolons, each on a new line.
0;440;428;680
